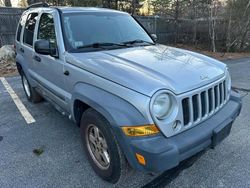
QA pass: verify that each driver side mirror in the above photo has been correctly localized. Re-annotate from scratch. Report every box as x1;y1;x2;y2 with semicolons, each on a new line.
34;39;58;58
151;34;157;42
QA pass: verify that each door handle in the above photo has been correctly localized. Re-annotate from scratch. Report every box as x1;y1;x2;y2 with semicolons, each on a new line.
20;48;24;53
33;55;41;62
64;70;70;76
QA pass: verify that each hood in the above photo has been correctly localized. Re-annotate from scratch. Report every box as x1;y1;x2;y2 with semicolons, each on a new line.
66;44;226;96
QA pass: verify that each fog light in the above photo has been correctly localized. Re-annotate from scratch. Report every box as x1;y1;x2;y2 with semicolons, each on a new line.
136;153;146;165
122;124;159;137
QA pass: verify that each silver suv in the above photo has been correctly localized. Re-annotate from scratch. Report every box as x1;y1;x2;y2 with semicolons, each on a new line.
15;3;242;183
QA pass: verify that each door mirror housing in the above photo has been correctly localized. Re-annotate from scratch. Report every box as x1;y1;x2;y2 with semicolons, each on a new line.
151;34;157;42
34;39;58;58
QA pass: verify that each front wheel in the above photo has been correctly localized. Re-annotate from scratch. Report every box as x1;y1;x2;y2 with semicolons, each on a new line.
80;108;129;183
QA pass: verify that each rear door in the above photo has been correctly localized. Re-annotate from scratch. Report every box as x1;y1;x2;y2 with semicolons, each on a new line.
32;12;68;110
15;12;27;71
21;12;38;77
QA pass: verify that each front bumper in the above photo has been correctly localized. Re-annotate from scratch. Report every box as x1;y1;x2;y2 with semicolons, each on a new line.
115;90;242;172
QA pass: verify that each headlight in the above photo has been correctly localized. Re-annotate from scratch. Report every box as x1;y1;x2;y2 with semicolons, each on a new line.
152;93;172;119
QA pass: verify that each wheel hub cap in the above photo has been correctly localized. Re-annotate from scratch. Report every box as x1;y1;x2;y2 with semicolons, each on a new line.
86;124;110;170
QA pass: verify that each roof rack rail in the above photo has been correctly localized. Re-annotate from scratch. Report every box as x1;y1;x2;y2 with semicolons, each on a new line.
25;2;49;10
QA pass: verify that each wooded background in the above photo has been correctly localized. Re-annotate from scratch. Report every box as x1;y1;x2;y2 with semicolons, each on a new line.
0;7;24;47
0;0;250;52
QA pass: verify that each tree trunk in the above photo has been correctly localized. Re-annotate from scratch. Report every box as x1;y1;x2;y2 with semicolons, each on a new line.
114;0;118;10
239;1;250;50
226;6;232;52
211;24;216;52
208;2;216;52
174;0;180;44
131;0;139;15
239;16;250;50
192;1;197;45
4;0;11;6
147;0;151;15
27;0;40;5
193;19;197;45
107;0;111;8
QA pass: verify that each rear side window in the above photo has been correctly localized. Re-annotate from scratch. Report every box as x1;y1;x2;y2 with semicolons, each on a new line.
23;13;38;46
37;13;56;43
16;14;27;42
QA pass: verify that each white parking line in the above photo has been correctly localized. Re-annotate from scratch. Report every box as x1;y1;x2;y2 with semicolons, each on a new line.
0;77;35;124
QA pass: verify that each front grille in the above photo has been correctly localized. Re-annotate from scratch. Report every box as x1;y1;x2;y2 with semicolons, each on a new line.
182;80;227;126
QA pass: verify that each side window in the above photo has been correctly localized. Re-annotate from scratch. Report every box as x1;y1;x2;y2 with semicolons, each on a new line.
23;13;38;46
37;13;56;44
16;14;27;42
16;23;22;42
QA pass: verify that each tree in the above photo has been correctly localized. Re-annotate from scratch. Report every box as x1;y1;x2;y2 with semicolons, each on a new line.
27;0;42;5
171;0;190;43
0;0;4;6
187;0;210;45
238;0;250;50
151;0;171;16
208;1;217;52
18;0;28;7
116;0;143;15
152;0;189;43
4;0;12;6
224;0;250;51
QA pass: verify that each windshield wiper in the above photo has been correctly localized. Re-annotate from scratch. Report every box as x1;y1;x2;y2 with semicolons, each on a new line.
77;42;128;49
122;39;154;45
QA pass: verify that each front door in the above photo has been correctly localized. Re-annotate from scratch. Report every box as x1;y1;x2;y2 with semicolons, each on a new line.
32;12;67;110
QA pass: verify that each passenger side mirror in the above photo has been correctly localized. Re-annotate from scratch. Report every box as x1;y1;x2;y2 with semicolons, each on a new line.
151;34;157;42
34;39;58;58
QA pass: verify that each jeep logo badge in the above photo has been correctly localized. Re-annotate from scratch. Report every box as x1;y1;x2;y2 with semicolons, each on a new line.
200;75;209;80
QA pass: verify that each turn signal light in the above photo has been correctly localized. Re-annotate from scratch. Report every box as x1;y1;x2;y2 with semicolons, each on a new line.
136;153;146;165
122;124;159;136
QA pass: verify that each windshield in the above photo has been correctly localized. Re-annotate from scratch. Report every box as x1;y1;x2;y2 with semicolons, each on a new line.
62;12;154;52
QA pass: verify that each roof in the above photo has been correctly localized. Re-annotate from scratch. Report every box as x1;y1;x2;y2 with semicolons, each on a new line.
56;7;126;14
26;5;127;15
25;3;128;15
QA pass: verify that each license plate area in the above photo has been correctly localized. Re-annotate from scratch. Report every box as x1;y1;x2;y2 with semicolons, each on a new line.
211;122;233;148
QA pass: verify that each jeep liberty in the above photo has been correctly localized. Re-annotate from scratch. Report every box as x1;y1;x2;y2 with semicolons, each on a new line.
15;3;242;183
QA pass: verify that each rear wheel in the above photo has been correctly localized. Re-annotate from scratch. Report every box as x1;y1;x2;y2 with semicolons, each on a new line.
80;108;129;183
21;71;43;103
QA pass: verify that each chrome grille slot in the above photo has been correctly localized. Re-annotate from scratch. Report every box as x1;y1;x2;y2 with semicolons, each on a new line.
223;80;226;100
214;85;219;109
208;88;213;113
192;94;199;122
182;98;189;125
182;79;228;127
201;91;206;117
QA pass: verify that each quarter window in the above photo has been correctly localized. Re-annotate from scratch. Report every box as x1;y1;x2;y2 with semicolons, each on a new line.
16;23;22;42
23;13;38;46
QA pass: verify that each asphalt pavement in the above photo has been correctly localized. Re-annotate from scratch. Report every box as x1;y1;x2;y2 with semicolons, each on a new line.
0;58;250;188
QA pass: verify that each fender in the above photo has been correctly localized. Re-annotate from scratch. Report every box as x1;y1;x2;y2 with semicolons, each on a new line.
71;82;150;127
71;82;155;170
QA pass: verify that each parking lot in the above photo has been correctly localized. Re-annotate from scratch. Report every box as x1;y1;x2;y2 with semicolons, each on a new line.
1;58;250;188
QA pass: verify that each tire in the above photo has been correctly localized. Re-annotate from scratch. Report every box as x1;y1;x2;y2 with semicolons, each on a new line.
80;108;129;184
21;71;43;103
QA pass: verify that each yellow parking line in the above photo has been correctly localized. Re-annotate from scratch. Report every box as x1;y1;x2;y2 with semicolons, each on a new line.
0;77;35;124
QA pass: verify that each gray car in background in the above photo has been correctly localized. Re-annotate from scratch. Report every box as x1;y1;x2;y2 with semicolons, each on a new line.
15;3;242;184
